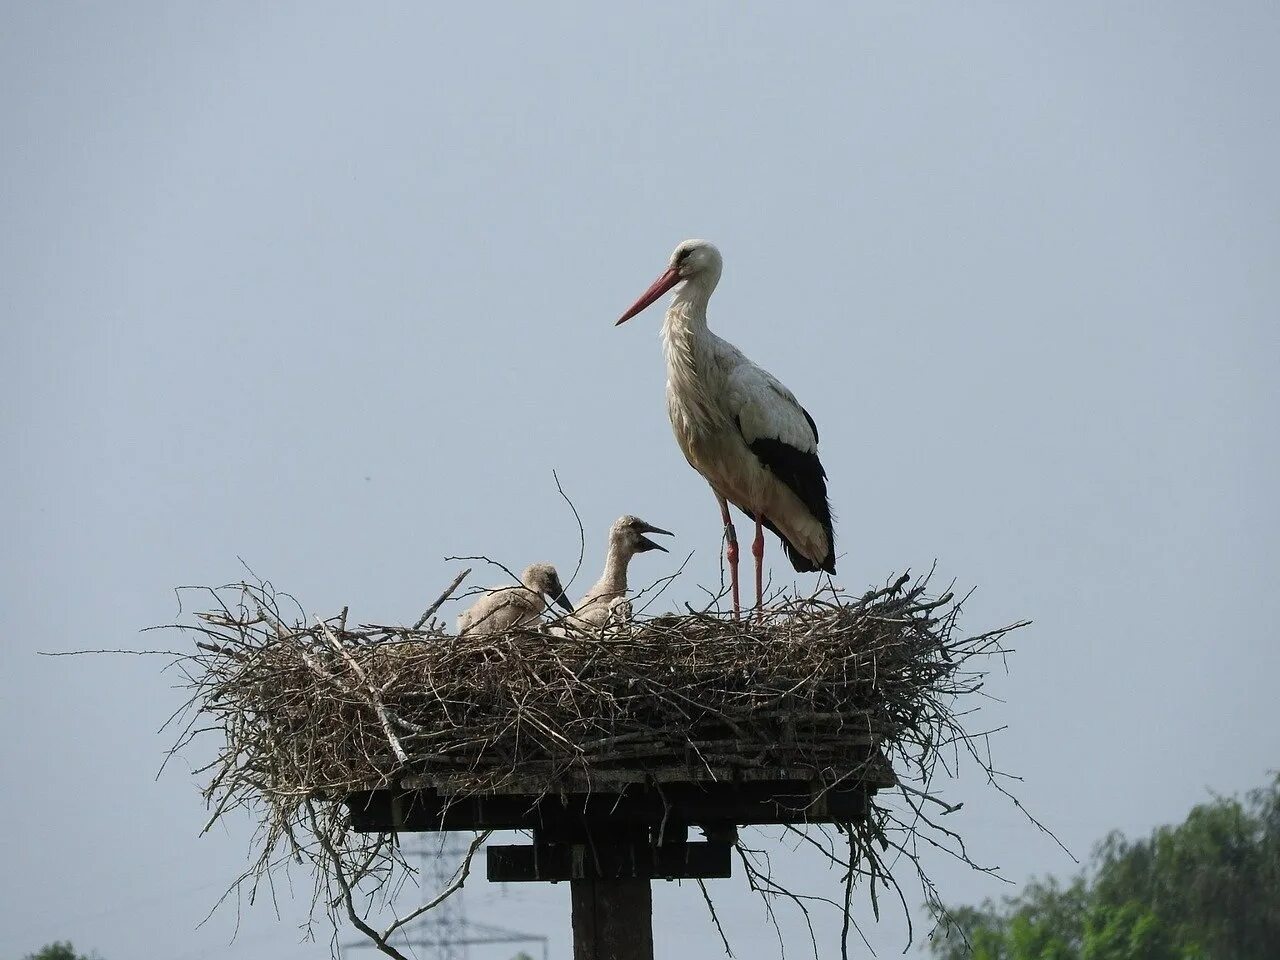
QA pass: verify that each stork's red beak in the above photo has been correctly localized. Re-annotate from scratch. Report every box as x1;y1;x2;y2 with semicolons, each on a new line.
615;266;681;325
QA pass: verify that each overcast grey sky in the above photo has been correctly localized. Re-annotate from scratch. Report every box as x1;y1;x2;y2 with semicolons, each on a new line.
3;3;1278;958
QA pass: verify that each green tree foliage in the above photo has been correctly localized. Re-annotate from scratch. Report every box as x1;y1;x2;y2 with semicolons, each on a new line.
23;944;98;960
928;775;1280;960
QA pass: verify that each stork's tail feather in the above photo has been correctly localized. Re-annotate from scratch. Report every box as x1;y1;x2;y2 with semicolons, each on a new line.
783;539;837;575
759;515;836;575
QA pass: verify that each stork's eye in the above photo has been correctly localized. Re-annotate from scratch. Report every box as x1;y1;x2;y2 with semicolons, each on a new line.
676;248;691;263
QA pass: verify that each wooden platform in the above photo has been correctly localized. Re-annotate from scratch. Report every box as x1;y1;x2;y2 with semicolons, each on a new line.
345;776;884;834
345;764;894;882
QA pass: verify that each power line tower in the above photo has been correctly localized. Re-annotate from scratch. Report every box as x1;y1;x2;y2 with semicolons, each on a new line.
345;834;548;960
409;834;471;960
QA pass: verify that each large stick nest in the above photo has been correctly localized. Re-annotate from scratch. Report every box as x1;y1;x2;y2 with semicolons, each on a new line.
167;571;1027;956
185;574;1002;798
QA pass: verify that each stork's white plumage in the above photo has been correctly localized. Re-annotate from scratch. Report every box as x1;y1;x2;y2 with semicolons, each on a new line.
616;240;835;619
455;562;573;636
558;514;673;631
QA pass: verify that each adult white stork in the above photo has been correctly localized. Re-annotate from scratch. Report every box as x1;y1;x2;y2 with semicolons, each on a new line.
615;239;835;619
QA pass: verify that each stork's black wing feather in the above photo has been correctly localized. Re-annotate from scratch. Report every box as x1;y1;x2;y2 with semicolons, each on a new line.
801;406;819;444
737;420;837;574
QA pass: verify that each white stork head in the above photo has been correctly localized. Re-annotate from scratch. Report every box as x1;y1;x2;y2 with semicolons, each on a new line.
670;239;722;280
520;562;574;613
616;239;722;325
610;514;674;555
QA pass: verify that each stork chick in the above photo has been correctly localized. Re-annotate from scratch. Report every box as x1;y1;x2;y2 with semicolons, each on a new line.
455;562;573;636
561;515;673;631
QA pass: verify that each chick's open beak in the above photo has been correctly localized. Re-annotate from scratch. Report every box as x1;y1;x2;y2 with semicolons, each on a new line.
636;521;675;553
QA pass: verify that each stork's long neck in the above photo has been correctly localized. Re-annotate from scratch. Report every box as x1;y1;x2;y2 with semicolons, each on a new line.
584;539;633;603
599;541;633;594
662;274;725;432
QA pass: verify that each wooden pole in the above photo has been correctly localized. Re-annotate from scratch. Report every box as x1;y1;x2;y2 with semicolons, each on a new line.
570;876;654;960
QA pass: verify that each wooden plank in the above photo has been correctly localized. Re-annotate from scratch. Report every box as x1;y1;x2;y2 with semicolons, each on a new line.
486;840;732;882
345;778;874;834
339;747;898;796
396;758;897;794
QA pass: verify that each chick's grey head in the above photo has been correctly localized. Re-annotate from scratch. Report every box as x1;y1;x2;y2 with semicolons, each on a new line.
610;515;675;555
522;562;574;613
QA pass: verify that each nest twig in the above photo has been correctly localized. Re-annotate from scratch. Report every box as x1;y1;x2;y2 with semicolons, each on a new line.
160;570;1029;958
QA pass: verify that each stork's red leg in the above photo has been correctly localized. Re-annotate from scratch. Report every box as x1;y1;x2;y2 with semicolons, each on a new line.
752;515;765;621
716;494;740;618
